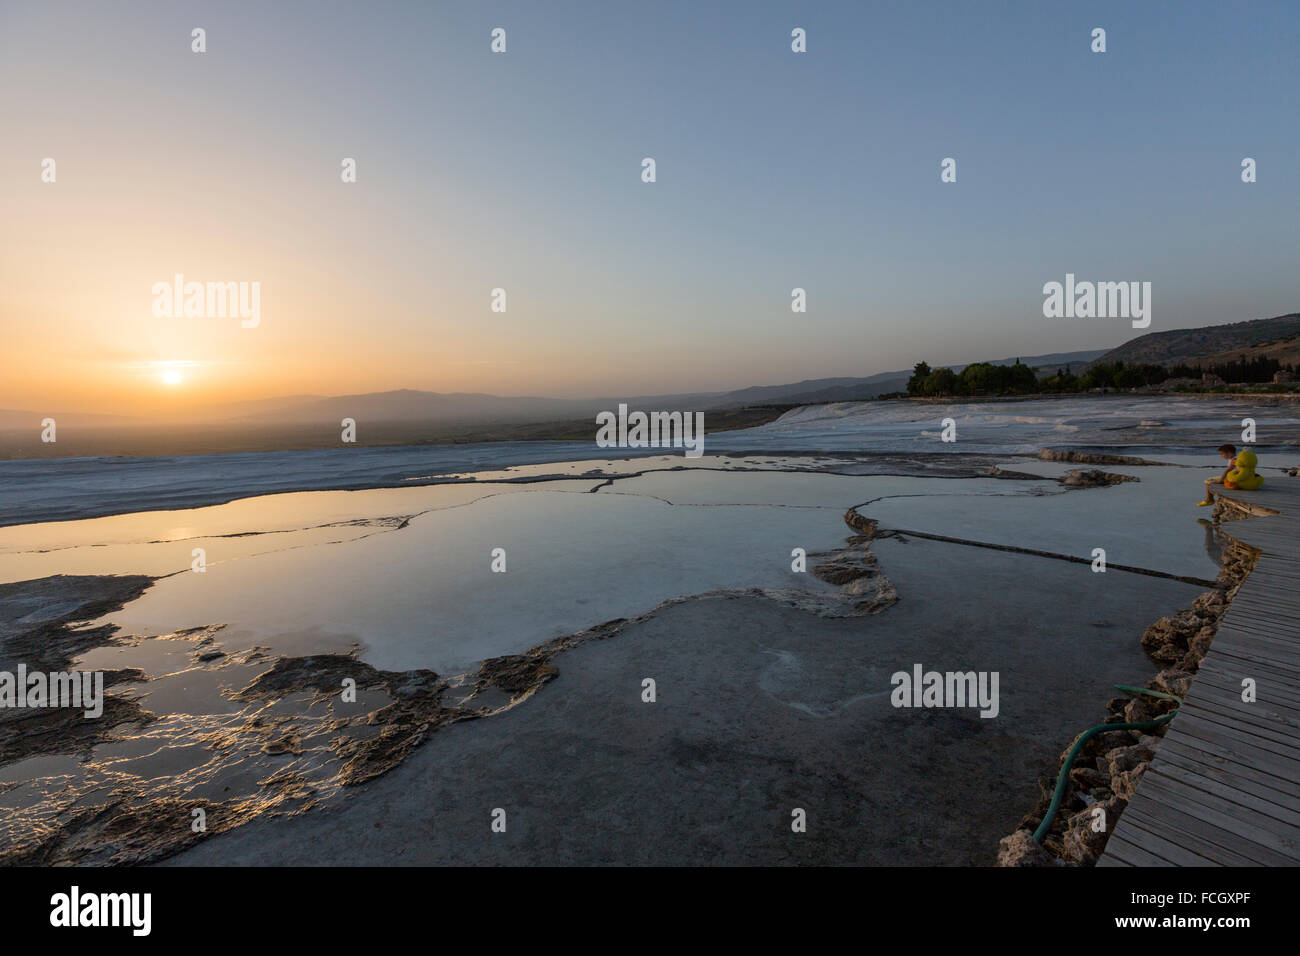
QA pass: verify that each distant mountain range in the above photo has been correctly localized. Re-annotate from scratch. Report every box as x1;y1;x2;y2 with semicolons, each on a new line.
12;313;1299;435
1089;312;1300;369
0;409;136;430
186;349;1109;424
0;348;1110;433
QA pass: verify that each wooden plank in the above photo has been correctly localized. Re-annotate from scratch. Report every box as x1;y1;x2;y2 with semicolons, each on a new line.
1175;703;1300;752
1214;589;1300;615
1210;633;1300;665
1102;489;1300;867
1156;741;1300;805
1203;644;1300;680
1189;679;1300;716
1120;803;1265;866
1226;583;1300;603
1220;605;1300;633
1241;564;1300;580
1225;522;1300;540
1224;610;1300;634
1199;649;1300;681
1190;661;1300;698
1183;693;1300;740
1224;592;1300;620
1134;773;1300;861
1151;759;1300;828
1228;567;1300;586
1123;796;1293;866
1174;712;1300;767
1167;718;1300;780
1197;643;1300;674
1189;665;1300;710
1190;680;1300;715
1107;813;1214;866
1101;829;1180;867
1211;634;1300;660
1179;691;1300;739
1212;626;1300;650
1229;592;1300;610
1225;603;1300;624
1173;711;1300;766
1159;731;1300;782
1224;581;1300;606
1212;620;1300;649
1158;731;1300;793
1196;642;1300;671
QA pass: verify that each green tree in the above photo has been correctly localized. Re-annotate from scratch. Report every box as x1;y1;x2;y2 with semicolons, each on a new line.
1113;366;1146;388
1004;360;1037;393
959;362;996;394
907;361;932;396
927;367;959;396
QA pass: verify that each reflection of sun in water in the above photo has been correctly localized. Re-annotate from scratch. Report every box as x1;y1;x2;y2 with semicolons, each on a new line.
162;369;183;385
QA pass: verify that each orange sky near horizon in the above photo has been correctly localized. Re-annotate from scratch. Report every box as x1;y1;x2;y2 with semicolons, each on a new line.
1;154;639;419
1;143;910;420
6;2;1295;423
5;166;1086;420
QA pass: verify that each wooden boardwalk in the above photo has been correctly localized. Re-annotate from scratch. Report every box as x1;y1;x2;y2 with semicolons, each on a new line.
1100;474;1300;867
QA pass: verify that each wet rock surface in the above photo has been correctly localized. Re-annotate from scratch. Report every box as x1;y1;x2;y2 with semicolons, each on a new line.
1057;469;1139;489
802;536;899;615
997;828;1062;866
1037;449;1171;467
0;526;901;865
998;535;1259;866
0;449;1236;866
0;575;157;767
0;574;628;864
164;543;1187;866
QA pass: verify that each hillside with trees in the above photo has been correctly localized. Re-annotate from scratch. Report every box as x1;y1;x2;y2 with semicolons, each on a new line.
905;313;1300;397
1089;313;1300;368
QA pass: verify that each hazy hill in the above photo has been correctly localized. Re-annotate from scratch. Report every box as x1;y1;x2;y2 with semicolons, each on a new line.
213;349;1108;423
762;350;1109;404
0;347;1109;458
1090;313;1300;369
221;389;600;424
0;348;1109;438
0;409;136;429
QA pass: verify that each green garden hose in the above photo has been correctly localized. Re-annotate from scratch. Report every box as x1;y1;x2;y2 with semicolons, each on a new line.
1032;685;1183;844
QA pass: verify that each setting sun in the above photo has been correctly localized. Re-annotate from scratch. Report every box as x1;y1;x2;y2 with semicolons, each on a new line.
162;369;183;385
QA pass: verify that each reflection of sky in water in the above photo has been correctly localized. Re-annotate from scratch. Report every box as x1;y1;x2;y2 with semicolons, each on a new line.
4;397;1298;526
0;463;1223;679
86;481;862;675
4;397;1286;863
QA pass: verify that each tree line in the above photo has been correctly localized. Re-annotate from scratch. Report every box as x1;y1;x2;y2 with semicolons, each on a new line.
905;355;1297;396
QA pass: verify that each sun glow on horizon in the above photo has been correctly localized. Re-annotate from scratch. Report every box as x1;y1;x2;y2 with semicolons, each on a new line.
150;360;203;390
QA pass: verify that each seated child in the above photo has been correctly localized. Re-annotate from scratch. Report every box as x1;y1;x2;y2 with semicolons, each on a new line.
1198;444;1262;506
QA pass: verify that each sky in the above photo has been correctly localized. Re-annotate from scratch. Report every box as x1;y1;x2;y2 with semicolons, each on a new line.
2;0;1297;419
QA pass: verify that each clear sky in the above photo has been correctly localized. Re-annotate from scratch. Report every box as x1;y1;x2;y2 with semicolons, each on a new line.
2;0;1297;418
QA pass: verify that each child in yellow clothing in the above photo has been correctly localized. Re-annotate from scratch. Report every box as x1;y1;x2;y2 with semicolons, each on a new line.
1198;444;1263;506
